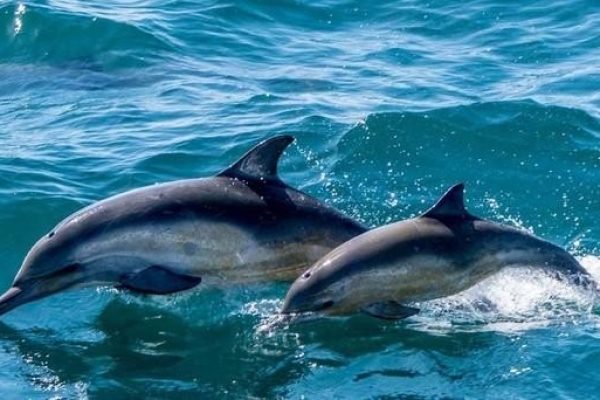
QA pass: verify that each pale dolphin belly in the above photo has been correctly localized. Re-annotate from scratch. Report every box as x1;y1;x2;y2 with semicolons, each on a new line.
362;247;584;307
73;219;336;285
335;254;501;310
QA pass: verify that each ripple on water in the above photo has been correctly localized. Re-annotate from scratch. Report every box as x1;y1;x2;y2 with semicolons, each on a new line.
0;0;599;398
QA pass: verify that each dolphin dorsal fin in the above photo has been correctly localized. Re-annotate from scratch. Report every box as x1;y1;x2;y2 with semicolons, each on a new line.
218;135;294;183
421;183;477;221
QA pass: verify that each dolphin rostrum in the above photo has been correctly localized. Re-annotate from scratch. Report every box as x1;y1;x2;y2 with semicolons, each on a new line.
282;183;592;320
0;136;367;316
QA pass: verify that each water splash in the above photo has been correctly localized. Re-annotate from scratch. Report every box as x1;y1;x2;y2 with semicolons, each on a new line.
13;3;25;35
409;256;600;333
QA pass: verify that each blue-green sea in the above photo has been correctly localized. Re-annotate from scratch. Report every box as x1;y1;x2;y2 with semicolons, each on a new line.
1;0;600;398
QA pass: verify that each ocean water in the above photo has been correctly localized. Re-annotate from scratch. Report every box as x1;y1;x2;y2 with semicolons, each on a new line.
0;0;599;398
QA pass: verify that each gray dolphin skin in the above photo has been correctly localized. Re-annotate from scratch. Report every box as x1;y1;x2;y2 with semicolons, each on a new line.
282;183;592;320
0;135;367;316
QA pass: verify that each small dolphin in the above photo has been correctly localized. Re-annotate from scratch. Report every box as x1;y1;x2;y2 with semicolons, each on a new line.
0;136;366;316
282;184;592;320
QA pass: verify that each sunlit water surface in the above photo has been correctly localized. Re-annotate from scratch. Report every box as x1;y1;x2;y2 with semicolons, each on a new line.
1;0;599;398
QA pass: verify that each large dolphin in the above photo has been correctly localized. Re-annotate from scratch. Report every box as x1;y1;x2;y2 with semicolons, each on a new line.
0;136;367;316
282;183;592;320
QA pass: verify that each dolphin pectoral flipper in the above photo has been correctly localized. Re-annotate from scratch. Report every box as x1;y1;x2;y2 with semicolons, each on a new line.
121;266;202;295
361;302;420;320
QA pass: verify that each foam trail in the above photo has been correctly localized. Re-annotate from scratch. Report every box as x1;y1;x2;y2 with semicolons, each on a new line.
580;255;600;281
410;255;600;333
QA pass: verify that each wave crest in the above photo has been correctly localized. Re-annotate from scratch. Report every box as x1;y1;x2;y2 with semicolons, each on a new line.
0;4;172;68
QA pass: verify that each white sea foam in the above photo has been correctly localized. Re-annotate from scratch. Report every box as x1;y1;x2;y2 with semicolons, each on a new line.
408;255;600;333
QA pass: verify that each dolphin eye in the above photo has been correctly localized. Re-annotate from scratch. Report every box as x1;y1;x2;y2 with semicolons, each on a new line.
315;300;334;311
48;231;55;238
303;271;311;279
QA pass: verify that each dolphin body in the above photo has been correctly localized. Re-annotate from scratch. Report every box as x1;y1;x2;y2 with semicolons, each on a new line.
282;184;592;320
0;136;366;316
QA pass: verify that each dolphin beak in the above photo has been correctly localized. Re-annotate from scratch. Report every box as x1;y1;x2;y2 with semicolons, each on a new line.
281;284;303;314
281;287;335;314
282;298;335;314
0;266;82;317
281;298;295;314
0;286;28;316
0;280;69;317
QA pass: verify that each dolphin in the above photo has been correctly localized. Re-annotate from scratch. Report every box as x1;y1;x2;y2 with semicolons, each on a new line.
0;136;367;316
282;183;592;320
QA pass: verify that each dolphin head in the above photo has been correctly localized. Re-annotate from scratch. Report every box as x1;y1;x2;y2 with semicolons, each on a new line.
0;213;103;316
281;262;353;316
281;233;382;316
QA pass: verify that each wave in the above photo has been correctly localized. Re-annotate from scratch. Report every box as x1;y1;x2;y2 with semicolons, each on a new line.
0;4;173;69
315;101;600;246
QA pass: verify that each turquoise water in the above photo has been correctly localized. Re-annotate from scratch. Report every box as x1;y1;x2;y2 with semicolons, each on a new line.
1;0;600;398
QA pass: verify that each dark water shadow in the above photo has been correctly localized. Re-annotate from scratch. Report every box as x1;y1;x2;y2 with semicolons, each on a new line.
0;293;515;399
0;297;313;399
284;313;500;358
